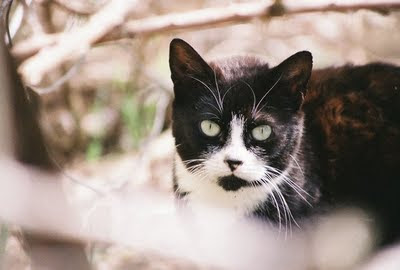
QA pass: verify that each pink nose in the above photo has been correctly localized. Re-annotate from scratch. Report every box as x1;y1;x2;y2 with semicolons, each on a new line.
224;159;243;171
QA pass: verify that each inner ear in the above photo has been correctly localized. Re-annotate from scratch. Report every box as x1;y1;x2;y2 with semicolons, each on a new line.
274;51;313;93
169;38;213;84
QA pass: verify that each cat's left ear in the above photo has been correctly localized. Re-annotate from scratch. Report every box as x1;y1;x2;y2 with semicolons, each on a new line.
169;38;213;84
274;51;313;94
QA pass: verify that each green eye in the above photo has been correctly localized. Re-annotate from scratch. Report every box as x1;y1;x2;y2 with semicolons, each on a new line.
200;120;221;137
252;125;272;141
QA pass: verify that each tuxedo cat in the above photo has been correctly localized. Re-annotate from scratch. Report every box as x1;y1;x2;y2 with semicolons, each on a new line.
169;38;400;245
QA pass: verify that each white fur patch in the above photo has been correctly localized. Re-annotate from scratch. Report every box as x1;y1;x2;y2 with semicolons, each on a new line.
202;115;266;183
175;153;270;215
175;115;282;215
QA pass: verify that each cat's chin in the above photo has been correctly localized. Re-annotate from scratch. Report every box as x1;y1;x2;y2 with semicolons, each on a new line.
217;175;253;191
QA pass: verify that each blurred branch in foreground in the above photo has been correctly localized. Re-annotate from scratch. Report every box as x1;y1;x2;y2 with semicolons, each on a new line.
0;159;379;270
0;24;91;269
13;0;400;87
0;157;400;270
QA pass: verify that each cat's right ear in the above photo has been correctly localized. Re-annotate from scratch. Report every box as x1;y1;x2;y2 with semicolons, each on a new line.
169;39;213;84
274;51;313;94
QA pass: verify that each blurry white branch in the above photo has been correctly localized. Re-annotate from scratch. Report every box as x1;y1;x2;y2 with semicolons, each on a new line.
0;158;295;270
13;0;400;87
12;33;58;59
8;1;24;39
0;157;385;270
120;0;400;36
51;0;104;15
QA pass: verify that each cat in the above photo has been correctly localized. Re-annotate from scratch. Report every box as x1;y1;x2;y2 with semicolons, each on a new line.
169;38;400;246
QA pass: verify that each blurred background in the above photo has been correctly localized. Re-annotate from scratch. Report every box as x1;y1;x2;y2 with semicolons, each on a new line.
2;0;400;269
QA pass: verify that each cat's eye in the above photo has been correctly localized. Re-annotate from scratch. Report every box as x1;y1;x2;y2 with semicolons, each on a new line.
200;120;221;137
252;125;272;141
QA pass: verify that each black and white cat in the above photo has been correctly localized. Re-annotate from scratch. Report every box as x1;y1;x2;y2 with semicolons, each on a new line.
169;38;400;245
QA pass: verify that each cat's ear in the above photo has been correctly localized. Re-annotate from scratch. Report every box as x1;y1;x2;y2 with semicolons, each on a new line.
274;51;313;94
169;38;213;83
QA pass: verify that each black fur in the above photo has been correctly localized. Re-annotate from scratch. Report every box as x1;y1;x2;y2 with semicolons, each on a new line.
169;38;400;246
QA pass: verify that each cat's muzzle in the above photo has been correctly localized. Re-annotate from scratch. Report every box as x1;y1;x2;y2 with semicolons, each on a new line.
218;175;252;191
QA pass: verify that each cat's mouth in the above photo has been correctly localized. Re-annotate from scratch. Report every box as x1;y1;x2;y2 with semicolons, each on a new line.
218;175;254;191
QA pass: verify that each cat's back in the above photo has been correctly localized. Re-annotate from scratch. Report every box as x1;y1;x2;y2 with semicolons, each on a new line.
303;62;400;153
302;62;400;243
303;62;400;175
305;63;400;110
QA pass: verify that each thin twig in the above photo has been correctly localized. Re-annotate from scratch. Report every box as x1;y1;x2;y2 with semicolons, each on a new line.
52;0;105;16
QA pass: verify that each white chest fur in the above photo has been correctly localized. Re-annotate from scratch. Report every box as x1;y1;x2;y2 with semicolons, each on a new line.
175;153;272;215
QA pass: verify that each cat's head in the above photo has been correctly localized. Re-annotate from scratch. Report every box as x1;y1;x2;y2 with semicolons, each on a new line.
169;38;312;199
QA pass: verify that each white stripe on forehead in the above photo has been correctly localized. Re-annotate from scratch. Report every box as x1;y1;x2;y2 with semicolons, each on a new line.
228;115;245;147
224;115;247;161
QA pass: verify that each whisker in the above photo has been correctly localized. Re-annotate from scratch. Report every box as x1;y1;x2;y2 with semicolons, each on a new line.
282;180;312;206
182;158;207;164
240;80;257;115
221;84;236;104
269;176;299;235
265;173;291;237
188;75;223;114
253;74;282;116
289;154;305;178
263;165;313;206
212;68;224;112
201;112;220;119
201;100;223;115
265;165;314;200
260;179;282;233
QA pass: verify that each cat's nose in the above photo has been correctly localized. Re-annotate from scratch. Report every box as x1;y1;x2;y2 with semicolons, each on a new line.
224;159;243;171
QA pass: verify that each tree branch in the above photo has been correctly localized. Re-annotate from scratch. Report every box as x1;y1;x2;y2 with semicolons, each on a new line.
51;0;104;16
120;0;400;37
12;33;58;60
18;0;140;86
0;157;382;270
0;22;91;268
15;0;400;86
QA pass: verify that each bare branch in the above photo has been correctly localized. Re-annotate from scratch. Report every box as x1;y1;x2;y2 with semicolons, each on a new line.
51;0;105;15
8;2;24;40
11;33;58;59
32;0;54;33
0;158;380;270
284;0;400;15
120;0;400;37
18;0;140;86
120;1;274;37
15;0;400;86
0;24;91;268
